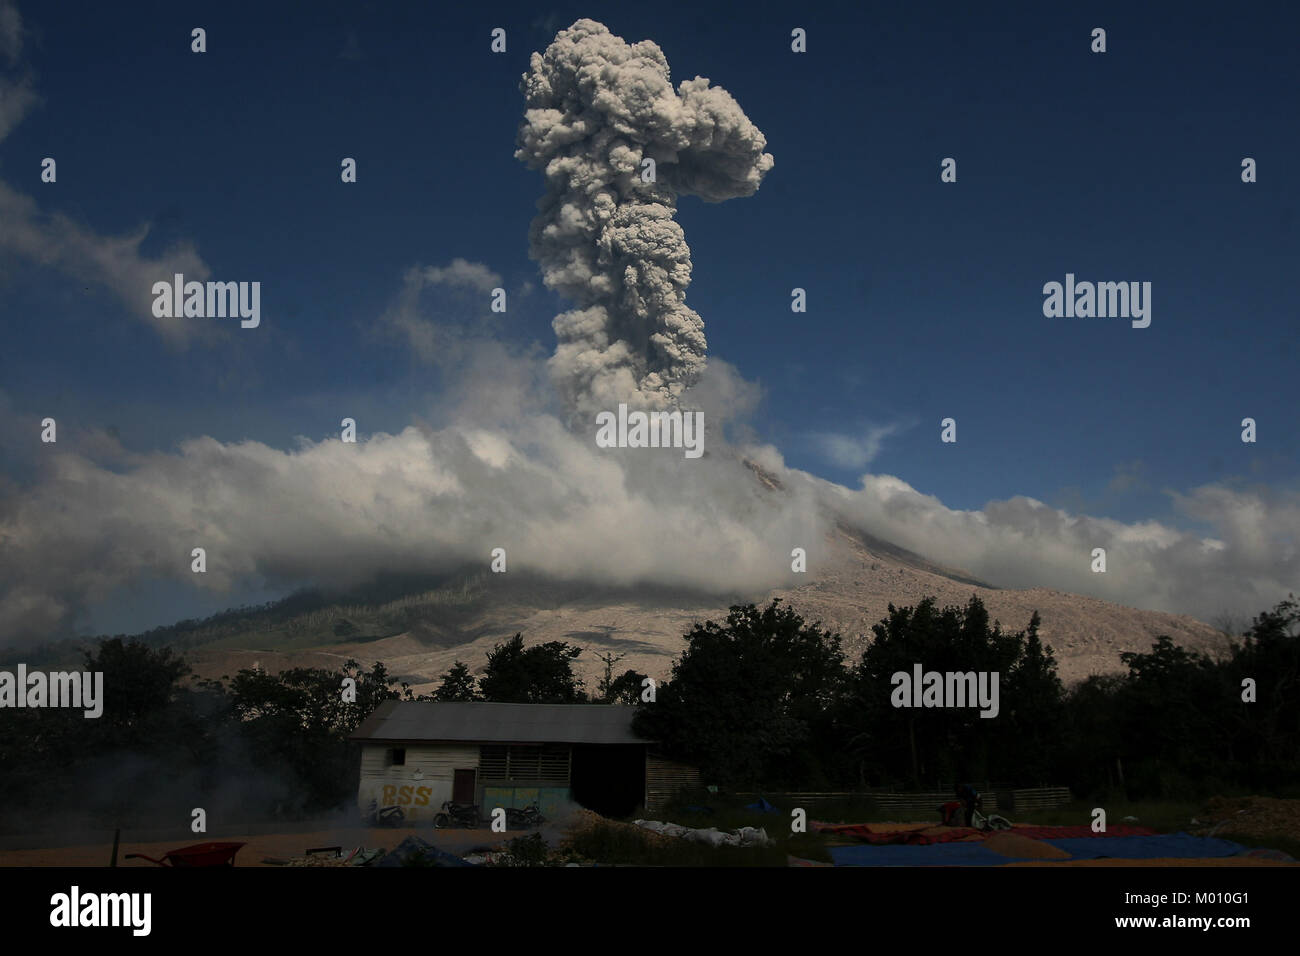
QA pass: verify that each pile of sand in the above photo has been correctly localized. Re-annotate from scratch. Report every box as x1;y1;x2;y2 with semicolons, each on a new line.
565;809;606;833
982;831;1070;860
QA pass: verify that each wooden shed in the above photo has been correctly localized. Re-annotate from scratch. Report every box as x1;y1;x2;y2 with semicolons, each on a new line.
349;701;696;821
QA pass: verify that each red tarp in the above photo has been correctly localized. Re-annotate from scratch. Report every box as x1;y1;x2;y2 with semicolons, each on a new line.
813;823;979;845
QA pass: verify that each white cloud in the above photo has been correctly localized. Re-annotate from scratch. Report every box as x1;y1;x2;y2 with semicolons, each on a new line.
0;183;213;344
415;259;502;293
0;0;23;65
377;260;507;364
0;1;35;140
819;470;1299;621
0;69;35;140
2;326;1296;646
808;423;902;470
0;359;821;644
0;226;1290;640
0;2;212;344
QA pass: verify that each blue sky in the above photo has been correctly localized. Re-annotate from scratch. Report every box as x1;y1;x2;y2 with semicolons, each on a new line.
1;1;1296;638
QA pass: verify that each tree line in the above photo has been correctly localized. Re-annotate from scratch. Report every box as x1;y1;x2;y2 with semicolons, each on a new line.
1;593;1294;831
436;594;1300;798
630;594;1299;799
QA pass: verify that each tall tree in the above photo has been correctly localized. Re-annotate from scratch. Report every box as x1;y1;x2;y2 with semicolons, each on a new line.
843;597;1062;788
633;600;845;787
433;661;480;701
478;634;585;703
605;668;649;705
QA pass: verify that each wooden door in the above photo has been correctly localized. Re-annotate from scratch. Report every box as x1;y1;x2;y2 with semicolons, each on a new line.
453;768;477;804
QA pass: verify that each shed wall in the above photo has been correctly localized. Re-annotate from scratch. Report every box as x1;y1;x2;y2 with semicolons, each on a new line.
645;754;701;813
357;743;479;822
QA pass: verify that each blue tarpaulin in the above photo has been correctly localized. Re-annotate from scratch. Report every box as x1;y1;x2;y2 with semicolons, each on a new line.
830;831;1252;866
744;798;779;813
830;842;1017;867
373;836;476;867
1042;833;1247;860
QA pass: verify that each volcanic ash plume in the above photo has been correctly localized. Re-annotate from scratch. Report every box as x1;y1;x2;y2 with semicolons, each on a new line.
516;19;774;416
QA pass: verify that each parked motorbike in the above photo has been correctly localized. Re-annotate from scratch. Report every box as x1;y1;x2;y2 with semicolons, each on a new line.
365;799;406;828
504;804;546;829
433;801;482;829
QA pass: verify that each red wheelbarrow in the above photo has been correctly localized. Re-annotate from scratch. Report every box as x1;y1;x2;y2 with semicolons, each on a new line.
125;841;246;867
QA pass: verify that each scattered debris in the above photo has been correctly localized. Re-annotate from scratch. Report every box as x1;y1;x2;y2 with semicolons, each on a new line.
503;832;549;866
350;847;386;866
283;853;352;867
275;845;388;867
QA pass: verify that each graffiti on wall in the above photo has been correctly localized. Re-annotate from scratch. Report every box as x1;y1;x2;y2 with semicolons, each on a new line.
379;784;434;806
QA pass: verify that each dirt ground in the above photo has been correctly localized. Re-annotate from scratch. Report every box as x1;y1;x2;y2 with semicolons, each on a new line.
4;802;1298;867
0;826;504;867
1192;796;1300;843
1003;857;1294;867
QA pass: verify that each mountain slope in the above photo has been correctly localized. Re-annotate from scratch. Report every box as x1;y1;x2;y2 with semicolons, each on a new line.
179;522;1228;693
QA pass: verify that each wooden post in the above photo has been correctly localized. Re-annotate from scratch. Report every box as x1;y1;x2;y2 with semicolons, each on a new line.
110;828;120;867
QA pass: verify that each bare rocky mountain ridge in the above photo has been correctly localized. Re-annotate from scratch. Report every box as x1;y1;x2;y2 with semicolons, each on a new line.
184;519;1229;695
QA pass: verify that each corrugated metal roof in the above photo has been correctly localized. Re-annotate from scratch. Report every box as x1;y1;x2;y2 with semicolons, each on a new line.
349;701;651;745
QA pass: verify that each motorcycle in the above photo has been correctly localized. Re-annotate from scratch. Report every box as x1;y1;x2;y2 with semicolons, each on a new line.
433;801;482;829
504;804;545;829
365;799;406;828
